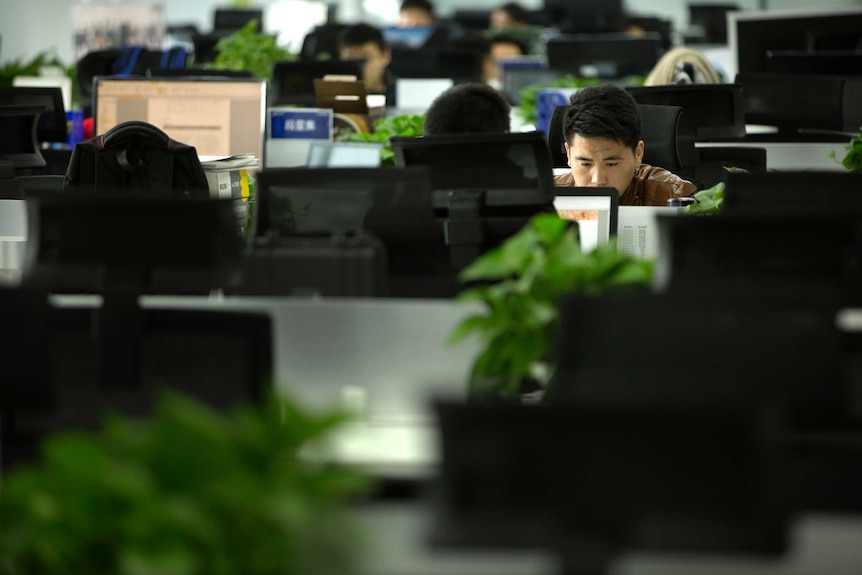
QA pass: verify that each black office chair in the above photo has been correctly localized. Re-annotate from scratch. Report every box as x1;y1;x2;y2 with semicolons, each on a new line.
547;103;689;174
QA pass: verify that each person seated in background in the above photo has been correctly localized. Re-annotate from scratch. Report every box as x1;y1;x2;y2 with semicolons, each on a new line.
489;2;531;29
396;0;449;47
554;84;697;206
644;46;724;85
423;82;511;135
338;23;398;106
398;0;436;27
446;32;520;100
489;33;527;65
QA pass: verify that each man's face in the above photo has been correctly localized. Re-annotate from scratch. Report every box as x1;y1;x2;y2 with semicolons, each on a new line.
398;8;434;27
490;9;515;29
564;134;644;195
339;43;391;90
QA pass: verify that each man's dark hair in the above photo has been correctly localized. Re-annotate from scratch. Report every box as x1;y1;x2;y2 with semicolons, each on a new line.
562;84;641;151
424;82;511;135
489;33;528;56
400;0;434;17
338;23;388;52
500;2;530;25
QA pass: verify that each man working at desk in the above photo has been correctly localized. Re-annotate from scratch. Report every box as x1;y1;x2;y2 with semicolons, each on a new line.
554;84;697;206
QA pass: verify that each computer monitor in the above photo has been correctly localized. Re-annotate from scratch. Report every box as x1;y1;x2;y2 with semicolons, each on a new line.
729;8;862;76
391;131;556;210
388;47;485;83
722;171;862;217
270;60;364;107
0;105;46;171
542;0;624;34
765;50;862;76
625;84;746;141
546;33;663;77
550;293;847;427
553;187;618;253
213;8;263;33
735;72;862;136
0;85;68;143
93;76;266;161
251;166;456;297
22;192;243;296
433;399;787;572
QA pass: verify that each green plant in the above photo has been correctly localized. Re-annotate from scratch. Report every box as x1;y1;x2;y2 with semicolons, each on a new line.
448;213;654;400
683;181;725;215
517;75;600;126
831;128;862;173
207;20;293;79
342;114;424;165
0;391;370;575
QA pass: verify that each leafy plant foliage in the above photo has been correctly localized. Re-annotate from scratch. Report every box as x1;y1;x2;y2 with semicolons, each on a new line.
449;213;654;400
683;181;725;215
342;114;424;166
833;128;862;173
208;20;292;79
0;392;370;575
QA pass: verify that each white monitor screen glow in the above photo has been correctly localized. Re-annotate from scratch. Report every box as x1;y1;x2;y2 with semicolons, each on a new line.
94;77;266;162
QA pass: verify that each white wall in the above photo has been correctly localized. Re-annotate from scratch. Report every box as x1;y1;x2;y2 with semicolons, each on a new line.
3;0;862;68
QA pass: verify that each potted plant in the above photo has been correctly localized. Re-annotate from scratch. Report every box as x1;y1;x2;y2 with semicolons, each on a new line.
206;20;293;80
448;213;654;401
0;391;370;575
342;114;425;166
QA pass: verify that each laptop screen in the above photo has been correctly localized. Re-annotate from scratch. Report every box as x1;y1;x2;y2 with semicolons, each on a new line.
553;187;618;253
93;76;266;162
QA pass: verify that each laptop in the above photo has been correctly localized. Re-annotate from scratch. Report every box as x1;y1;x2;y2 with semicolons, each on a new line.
553;187;618;253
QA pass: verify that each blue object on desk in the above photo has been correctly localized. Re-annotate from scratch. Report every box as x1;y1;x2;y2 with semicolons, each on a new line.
535;88;570;135
268;108;333;140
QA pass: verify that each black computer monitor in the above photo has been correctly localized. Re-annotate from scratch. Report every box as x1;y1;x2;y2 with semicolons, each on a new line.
546;33;663;78
387;47;485;83
213;8;263;33
736;73;862;137
0;105;46;171
549;292;848;429
250;166;456;297
730;9;862;75
722;171;862;216
391;131;556;210
543;0;624;34
22;192;243;296
270;60;364;107
0;86;67;144
765;50;862;76
625;84;746;141
433;399;788;573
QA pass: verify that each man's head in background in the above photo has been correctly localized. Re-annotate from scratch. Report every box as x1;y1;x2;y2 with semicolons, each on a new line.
489;33;527;65
423;82;511;135
490;2;530;29
398;0;436;27
338;23;392;93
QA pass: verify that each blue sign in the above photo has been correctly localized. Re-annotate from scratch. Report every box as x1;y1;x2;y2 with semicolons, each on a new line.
269;108;333;140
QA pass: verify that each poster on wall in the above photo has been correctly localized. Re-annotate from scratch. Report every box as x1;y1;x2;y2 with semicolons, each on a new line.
71;3;165;60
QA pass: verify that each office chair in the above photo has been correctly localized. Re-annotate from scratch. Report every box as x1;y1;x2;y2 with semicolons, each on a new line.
547;103;688;174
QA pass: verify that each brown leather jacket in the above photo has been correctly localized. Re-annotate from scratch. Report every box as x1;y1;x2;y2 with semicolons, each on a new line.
553;164;698;206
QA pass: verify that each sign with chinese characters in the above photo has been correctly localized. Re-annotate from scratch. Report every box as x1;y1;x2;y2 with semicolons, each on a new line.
268;108;333;140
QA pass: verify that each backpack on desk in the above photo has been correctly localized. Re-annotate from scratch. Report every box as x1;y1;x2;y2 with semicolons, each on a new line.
64;120;210;197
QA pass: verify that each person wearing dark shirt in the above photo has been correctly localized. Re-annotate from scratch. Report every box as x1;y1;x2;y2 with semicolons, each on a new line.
397;0;449;48
554;84;696;206
338;23;398;107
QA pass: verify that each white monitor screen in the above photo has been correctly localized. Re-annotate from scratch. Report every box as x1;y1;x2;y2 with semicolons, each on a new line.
94;77;267;162
553;187;618;253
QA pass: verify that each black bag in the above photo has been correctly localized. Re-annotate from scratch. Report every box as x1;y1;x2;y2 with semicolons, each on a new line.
64;120;210;198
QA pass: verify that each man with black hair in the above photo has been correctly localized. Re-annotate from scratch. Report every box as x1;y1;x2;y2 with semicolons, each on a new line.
490;2;531;29
338;23;398;106
398;0;436;27
554;84;696;206
423;82;510;135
